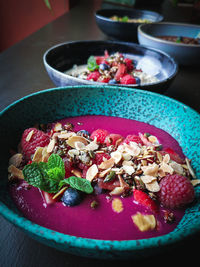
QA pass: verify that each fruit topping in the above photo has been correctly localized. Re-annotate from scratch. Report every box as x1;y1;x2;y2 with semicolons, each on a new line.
61;188;82;207
90;128;109;143
133;189;158;213
158;174;195;209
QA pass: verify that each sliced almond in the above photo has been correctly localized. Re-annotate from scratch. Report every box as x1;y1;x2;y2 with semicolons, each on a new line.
191;179;200;186
74;141;86;150
99;168;111;178
169;161;184;175
47;139;55;153
86;164;98;182
141;175;157;184
110;186;124;195
32;147;44;162
132;212;156;232
42;147;50;162
58;132;76;139
163;154;170;164
185;158;196;178
71;168;82;178
8;165;24;179
112;198;123;213
9;153;23;167
26;129;34;142
111;151;122;164
145;180;160;192
68;149;79;158
54;122;63;132
85;141;99;151
148;135;159;144
122;165;135;175
67;135;89;148
156;151;163;163
159;162;174;174
98;158;115;169
141;163;159;177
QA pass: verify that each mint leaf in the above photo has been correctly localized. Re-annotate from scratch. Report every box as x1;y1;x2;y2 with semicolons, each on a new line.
47;154;65;178
22;154;65;193
59;176;93;194
87;56;99;71
23;163;59;193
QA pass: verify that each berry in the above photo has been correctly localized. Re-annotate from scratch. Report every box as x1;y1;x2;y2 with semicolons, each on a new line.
114;63;127;81
98;77;110;83
63;157;73;178
77;130;90;138
120;74;136;85
98;178;120;191
133;189;158;213
135;77;141;84
108;79;118;85
21;128;50;161
124;58;134;71
105;133;124;146
87;71;100;81
122;134;143;145
90;129;109;143
158;174;195;209
92;153;111;165
61;188;82;207
99;63;110;71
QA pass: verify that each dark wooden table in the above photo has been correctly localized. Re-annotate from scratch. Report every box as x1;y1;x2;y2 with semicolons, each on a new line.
0;1;199;266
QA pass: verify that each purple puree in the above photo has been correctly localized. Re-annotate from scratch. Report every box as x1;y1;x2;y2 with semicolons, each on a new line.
10;115;185;240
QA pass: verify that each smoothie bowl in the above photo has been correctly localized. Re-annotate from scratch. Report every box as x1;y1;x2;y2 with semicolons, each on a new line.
0;85;200;259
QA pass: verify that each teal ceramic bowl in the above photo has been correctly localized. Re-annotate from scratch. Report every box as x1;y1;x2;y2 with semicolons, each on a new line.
0;86;200;259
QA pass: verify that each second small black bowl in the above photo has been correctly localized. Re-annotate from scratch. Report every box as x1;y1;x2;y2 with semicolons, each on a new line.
43;40;178;93
95;8;163;41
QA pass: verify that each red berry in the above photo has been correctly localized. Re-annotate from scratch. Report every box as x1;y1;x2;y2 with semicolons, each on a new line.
63;157;73;178
105;133;124;146
98;178;120;191
82;165;90;178
87;71;100;81
98;77;110;83
124;58;134;71
133;189;158;213
114;63;127;81
158;174;195;209
160;148;184;164
21;128;50;161
92;153;111;165
122;134;143;145
120;74;136;85
90;129;109;144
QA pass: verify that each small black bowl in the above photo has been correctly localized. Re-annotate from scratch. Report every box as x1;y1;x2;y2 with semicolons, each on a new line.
43;40;178;93
95;8;163;41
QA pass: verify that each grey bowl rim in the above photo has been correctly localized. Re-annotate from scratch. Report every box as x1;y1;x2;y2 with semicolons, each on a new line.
138;22;200;48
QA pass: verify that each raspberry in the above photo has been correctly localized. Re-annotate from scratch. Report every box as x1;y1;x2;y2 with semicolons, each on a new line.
133;189;158;213
21;128;50;161
90;129;109;143
114;63;127;81
105;133;124;146
124;58;134;71
87;71;100;81
120;74;136;85
98;77;110;83
122;134;143;145
92;153;111;165
158;174;195;209
98;178;120;191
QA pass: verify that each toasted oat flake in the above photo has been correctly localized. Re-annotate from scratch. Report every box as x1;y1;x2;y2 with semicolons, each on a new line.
141;163;159;176
86;164;98;181
169;161;184;175
111;151;122;164
141;175;157;184
122;165;135;175
159;162;174;174
26;129;34;142
132;212;156;232
112;198;123;213
145;180;160;192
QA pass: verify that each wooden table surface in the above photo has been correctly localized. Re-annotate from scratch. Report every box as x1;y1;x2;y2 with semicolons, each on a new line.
0;0;199;266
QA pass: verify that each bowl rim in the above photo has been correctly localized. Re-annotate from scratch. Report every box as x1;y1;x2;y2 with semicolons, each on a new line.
0;85;200;252
95;8;164;24
138;22;200;48
43;39;178;88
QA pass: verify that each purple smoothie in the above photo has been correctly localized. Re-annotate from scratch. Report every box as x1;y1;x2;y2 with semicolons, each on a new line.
10;115;185;240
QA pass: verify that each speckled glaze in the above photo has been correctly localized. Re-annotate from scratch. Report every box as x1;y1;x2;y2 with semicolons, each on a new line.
43;40;178;93
138;22;200;65
0;86;200;259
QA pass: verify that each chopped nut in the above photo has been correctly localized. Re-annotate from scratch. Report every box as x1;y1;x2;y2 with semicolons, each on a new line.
90;200;98;209
26;129;34;142
9;153;23;167
98;158;115;169
8;165;24;180
110;186;124;195
112;198;123;213
132;212;156;232
86;164;98;181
